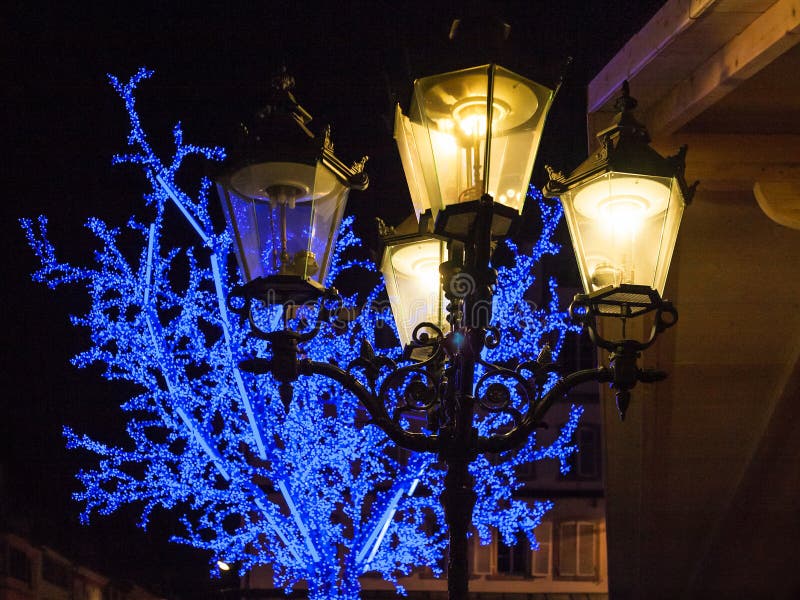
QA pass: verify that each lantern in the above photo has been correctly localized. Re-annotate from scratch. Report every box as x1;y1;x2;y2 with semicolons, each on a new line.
216;72;367;304
544;82;695;317
395;64;554;239
379;212;448;349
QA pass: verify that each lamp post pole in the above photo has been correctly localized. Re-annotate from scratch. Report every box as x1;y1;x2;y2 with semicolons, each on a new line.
225;74;689;597
436;196;496;597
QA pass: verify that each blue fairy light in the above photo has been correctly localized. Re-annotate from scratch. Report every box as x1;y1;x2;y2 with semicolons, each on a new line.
22;68;585;599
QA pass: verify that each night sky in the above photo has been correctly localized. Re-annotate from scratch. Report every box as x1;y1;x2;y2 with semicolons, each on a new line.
3;2;664;597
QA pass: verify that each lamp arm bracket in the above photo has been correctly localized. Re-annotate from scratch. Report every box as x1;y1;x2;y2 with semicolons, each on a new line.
300;359;440;453
476;367;612;453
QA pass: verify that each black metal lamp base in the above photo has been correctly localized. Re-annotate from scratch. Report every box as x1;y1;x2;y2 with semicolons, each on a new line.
434;198;518;241
573;283;667;318
239;275;326;306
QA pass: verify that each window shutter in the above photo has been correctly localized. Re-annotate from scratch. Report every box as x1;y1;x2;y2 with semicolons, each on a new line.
578;427;599;478
559;522;578;576
577;522;597;576
531;521;552;576
473;538;491;574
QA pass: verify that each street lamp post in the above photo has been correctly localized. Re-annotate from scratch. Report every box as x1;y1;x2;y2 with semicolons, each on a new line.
218;56;693;600
543;80;696;419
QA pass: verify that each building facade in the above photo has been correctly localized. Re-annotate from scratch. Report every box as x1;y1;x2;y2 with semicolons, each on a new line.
0;533;163;600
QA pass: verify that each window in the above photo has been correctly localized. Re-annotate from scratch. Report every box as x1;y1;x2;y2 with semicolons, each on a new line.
561;330;597;375
496;532;528;575
42;554;72;589
576;425;601;479
563;425;601;480
8;546;32;585
514;455;537;481
531;521;552;576
557;521;597;578
472;538;491;575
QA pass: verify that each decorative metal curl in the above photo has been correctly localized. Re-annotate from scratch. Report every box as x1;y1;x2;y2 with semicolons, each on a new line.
484;325;502;349
473;362;533;427
517;345;559;393
300;289;344;341
346;339;397;392
226;283;251;316
378;345;445;427
411;321;445;346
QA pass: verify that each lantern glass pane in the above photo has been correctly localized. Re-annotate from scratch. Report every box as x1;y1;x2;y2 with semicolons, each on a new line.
394;105;432;218
309;162;350;284
381;238;448;348
402;64;553;215
561;171;684;296
218;161;349;285
218;180;261;282
652;177;686;294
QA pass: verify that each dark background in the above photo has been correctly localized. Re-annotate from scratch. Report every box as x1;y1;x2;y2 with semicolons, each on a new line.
3;2;664;596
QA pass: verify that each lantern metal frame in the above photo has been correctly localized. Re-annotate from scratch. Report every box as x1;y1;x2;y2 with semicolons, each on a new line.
223;70;688;597
216;71;368;307
377;210;451;358
543;81;698;317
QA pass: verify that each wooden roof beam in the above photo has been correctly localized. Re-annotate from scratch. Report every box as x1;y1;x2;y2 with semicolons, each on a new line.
643;0;800;137
588;0;722;114
652;133;800;187
653;133;800;228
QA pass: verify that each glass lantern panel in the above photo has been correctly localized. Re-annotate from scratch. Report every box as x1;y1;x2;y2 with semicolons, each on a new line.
405;64;553;215
218;180;261;282
218;161;349;286
252;192;314;278
394;105;432;218
485;124;545;213
652;177;686;294
309;162;350;284
381;238;448;348
561;171;681;296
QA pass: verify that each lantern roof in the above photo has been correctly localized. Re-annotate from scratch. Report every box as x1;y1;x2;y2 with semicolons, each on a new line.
219;69;368;193
543;82;697;204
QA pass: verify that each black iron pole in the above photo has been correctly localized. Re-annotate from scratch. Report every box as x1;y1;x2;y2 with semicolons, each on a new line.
441;442;477;597
439;195;496;597
440;326;481;597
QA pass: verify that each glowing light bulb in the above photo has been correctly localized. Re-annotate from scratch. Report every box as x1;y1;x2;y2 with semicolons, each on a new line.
386;240;446;345
451;98;509;137
599;196;647;236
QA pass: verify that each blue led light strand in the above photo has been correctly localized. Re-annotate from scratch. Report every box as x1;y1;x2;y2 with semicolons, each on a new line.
22;69;588;599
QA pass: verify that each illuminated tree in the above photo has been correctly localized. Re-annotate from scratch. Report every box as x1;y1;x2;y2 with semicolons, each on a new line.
23;68;582;599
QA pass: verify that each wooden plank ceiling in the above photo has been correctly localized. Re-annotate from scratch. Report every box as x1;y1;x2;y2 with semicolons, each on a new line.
586;1;800;597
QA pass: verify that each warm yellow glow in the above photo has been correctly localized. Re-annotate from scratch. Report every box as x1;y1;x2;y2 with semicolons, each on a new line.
382;239;447;348
572;176;669;221
598;196;649;236
395;64;554;216
572;175;671;289
391;243;442;292
217;561;231;571
451;98;509;137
